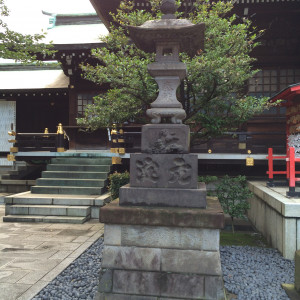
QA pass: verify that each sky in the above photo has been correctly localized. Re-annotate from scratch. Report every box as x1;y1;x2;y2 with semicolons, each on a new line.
3;0;96;34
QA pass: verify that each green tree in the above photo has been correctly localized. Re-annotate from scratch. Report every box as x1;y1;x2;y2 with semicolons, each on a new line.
78;0;276;143
0;0;53;63
216;175;252;233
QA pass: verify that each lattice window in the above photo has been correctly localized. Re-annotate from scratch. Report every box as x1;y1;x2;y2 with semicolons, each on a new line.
77;93;98;117
248;68;300;98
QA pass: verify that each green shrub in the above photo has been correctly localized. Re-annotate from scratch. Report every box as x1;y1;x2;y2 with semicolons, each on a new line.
216;175;252;233
198;175;218;184
109;171;130;200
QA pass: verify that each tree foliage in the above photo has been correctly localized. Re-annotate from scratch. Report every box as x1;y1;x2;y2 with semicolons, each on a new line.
216;175;252;233
0;0;53;63
78;0;277;143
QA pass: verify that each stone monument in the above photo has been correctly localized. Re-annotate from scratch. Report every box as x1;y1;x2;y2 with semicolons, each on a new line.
95;1;225;299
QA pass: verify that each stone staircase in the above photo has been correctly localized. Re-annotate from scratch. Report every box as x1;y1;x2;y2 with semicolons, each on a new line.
3;156;112;223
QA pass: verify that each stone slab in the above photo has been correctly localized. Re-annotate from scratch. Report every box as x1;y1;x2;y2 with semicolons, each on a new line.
141;124;190;154
119;183;206;208
205;276;225;300
129;153;198;189
104;225;121;246
119;225;219;251
160;273;204;298
161;249;222;275
113;270;161;296
95;292;157;300
295;250;300;292
100;197;224;229
102;246;161;271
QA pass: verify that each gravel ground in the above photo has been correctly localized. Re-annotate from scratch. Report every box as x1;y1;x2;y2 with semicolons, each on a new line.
31;240;294;300
32;238;104;300
221;246;295;300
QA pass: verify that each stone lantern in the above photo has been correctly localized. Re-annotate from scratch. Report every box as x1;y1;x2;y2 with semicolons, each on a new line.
128;0;205;124
96;2;225;299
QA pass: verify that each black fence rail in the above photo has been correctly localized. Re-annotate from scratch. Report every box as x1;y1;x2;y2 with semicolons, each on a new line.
118;129;286;154
12;133;65;152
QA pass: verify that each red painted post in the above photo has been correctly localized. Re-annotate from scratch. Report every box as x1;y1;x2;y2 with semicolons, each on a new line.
268;148;274;181
286;148;290;180
289;147;296;193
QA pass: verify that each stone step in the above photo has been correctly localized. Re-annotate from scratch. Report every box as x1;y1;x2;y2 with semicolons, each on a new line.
3;215;89;224
5;195;93;206
4;191;110;206
42;171;108;179
51;157;112;165
36;178;106;187
31;186;104;195
47;164;111;172
7;204;91;217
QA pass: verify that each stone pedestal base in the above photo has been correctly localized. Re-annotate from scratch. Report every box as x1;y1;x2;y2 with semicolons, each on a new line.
95;198;225;300
120;182;206;208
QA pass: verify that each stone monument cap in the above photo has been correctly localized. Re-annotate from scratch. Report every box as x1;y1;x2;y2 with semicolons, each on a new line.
128;20;205;57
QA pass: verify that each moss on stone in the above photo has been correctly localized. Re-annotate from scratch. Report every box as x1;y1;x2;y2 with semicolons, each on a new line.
220;232;269;247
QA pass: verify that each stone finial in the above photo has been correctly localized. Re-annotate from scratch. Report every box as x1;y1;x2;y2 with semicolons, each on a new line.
161;0;177;19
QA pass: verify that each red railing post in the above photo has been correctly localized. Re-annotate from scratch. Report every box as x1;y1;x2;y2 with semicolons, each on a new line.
268;148;273;180
267;148;274;186
288;147;296;196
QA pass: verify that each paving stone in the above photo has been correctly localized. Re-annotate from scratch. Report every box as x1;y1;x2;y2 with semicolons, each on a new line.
102;245;161;271
0;257;13;268
36;241;81;251
0;269;30;284
0;283;31;300
16;280;50;300
6;258;62;271
17;269;49;285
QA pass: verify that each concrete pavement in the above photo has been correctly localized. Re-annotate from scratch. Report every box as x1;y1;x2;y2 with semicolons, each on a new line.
0;203;104;300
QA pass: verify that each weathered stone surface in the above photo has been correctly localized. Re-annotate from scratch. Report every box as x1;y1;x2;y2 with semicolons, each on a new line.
113;270;161;296
160;273;204;298
100;198;224;229
147;107;186;124
141;124;190;154
129;153;198;189
104;225;121;246
161;249;222;275
205;276;225;300
120;225;219;251
97;293;157;300
295;250;300;292
102;246;161;271
119;183;206;208
98;269;113;293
